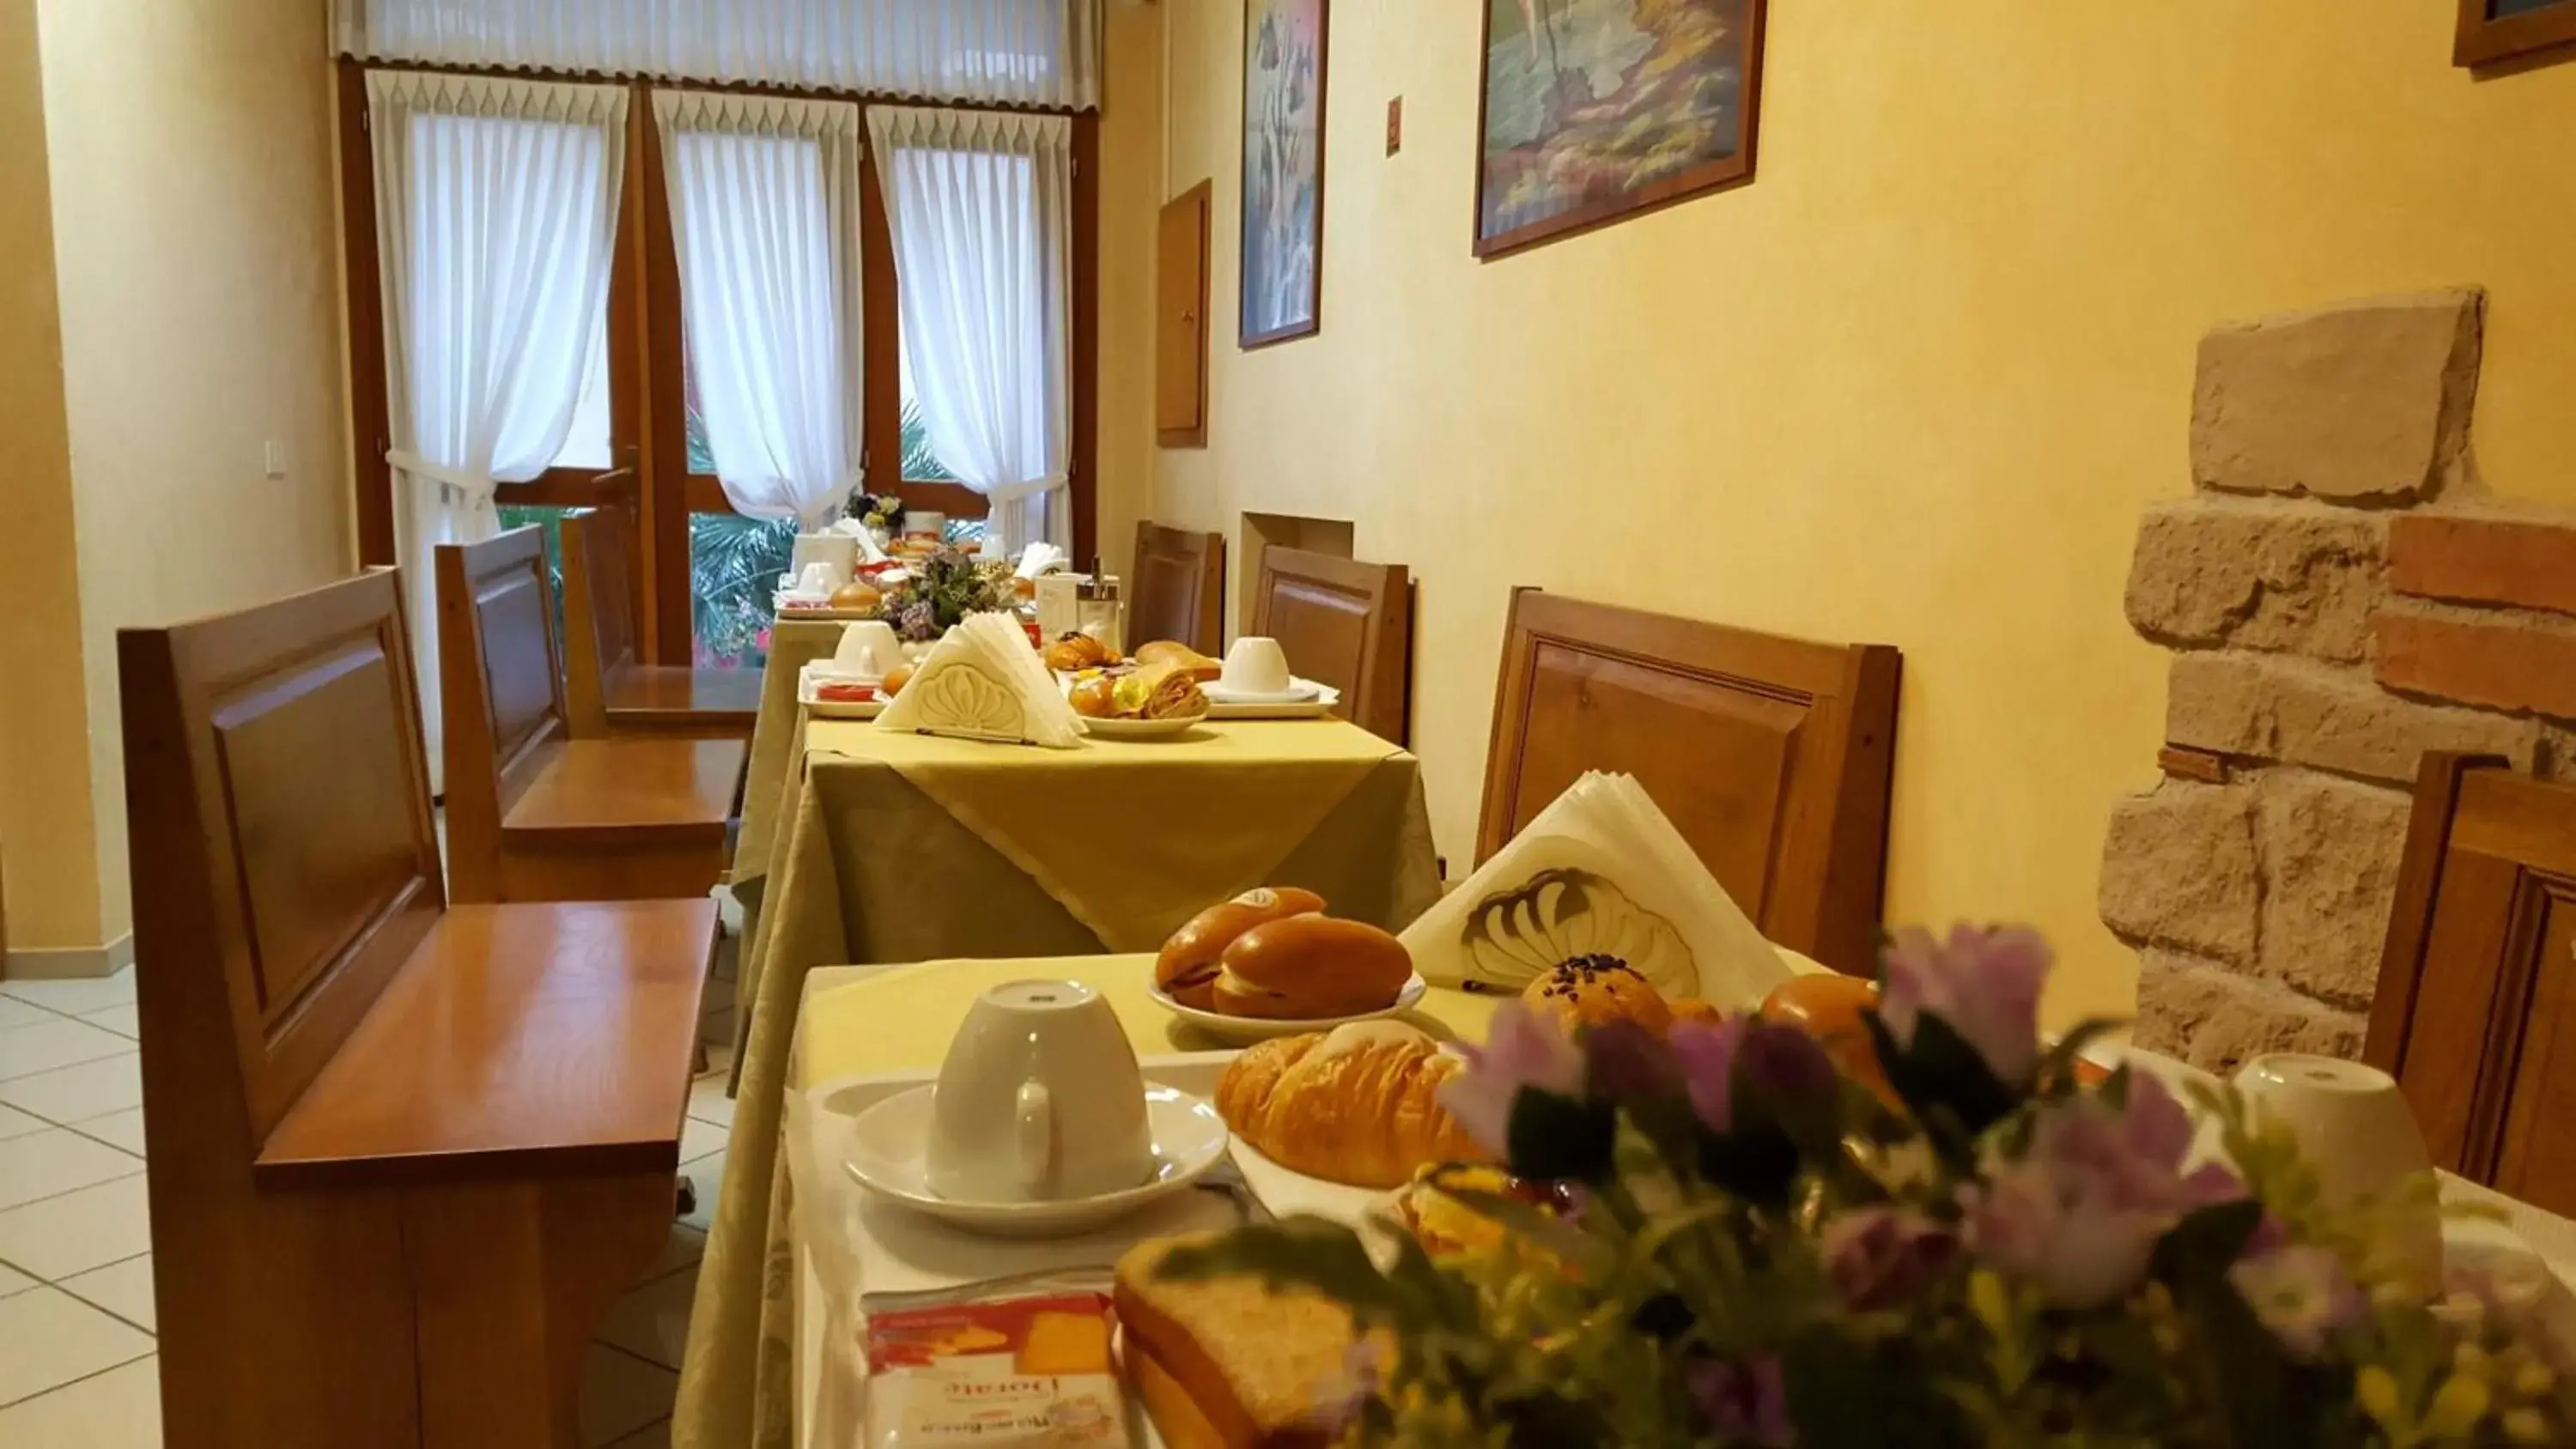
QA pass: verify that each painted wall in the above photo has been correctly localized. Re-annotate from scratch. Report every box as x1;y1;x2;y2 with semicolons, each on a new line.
1094;2;1165;578
21;0;351;949
1148;1;2576;1023
0;0;107;952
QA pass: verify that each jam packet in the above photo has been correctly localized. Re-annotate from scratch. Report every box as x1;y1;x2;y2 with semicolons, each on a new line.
864;1272;1129;1447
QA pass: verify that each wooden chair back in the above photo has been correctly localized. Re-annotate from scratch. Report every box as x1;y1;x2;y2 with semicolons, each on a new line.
437;528;571;899
1476;589;1901;974
1251;546;1412;744
562;505;641;737
1130;521;1225;654
118;569;445;1444
2367;754;2576;1216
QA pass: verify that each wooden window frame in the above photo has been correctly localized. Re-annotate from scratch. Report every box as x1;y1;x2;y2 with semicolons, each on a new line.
337;58;1098;661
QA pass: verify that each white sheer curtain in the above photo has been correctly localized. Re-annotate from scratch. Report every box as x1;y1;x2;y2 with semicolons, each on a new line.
654;93;866;527
332;0;1101;110
368;70;626;788
867;106;1072;554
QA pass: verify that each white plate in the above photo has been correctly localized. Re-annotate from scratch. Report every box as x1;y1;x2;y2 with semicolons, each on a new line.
1145;973;1431;1044
1202;679;1324;706
842;1083;1230;1238
798;668;886;720
1078;715;1208;740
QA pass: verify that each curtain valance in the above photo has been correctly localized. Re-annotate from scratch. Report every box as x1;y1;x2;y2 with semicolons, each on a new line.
331;0;1101;111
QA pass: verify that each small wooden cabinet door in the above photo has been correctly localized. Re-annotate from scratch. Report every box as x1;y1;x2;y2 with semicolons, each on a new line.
1156;181;1212;446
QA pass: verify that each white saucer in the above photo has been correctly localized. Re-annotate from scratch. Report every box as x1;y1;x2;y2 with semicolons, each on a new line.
799;664;886;719
1202;679;1323;706
1079;715;1206;740
842;1083;1230;1238
1146;973;1431;1044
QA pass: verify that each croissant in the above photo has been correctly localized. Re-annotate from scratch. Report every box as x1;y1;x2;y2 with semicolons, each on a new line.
1216;1024;1489;1188
1044;632;1115;673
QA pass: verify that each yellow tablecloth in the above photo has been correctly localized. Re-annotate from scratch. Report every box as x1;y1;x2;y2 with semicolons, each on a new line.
678;724;1442;1449
728;617;849;906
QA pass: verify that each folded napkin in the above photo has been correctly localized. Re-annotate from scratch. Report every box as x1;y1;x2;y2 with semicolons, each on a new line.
872;611;1083;748
1015;542;1069;580
1401;771;1789;1009
824;516;891;562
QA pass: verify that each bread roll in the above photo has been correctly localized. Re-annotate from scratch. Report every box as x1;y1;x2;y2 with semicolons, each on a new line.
1133;640;1222;682
1213;916;1411;1020
1154;888;1325;1009
829;579;880;610
1522;955;1672;1035
1216;1023;1485;1187
1760;973;1893;1103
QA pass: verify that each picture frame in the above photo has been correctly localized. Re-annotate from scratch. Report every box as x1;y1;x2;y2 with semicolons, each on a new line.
2456;0;2576;66
1238;0;1327;348
1473;0;1768;260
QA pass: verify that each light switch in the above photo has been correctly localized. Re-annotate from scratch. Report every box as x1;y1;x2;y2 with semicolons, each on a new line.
264;440;288;478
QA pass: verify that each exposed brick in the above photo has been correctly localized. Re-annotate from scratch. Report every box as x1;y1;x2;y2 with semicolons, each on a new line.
2133;950;2366;1076
2375;606;2576;721
2098;780;2259;967
2124;499;2385;663
2256;771;2410;1010
2191;289;2482;503
2389;511;2576;616
2166;651;2539;784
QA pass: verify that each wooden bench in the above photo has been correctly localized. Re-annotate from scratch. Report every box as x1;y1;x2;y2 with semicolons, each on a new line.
439;527;746;903
562;504;761;739
1131;520;1226;654
1251;545;1413;744
118;568;717;1448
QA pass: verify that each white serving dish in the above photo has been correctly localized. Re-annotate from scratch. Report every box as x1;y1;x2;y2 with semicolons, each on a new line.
1144;973;1431;1045
842;1082;1230;1239
1201;678;1339;719
799;663;886;720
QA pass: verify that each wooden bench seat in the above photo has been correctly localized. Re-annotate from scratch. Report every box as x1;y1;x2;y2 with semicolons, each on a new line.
440;527;746;903
118;568;718;1448
563;505;761;739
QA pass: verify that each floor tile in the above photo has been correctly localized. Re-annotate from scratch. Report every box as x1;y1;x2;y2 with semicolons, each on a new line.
0;1053;143;1125
0;972;137;1017
0;998;56;1032
61;1254;155;1332
637;1223;704;1284
0;1174;153;1280
685;1072;736;1131
0;1261;32;1297
678;1116;726;1164
0;1353;160;1446
0;1129;143;1212
581;1345;677;1447
0;1287;153;1409
678;1151;725;1235
608;1418;671;1449
598;1265;696;1371
0;1020;133;1083
0;1104;48;1143
69;1110;147;1157
78;1005;140;1040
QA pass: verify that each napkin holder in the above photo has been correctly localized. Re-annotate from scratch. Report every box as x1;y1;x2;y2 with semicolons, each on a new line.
873;613;1084;748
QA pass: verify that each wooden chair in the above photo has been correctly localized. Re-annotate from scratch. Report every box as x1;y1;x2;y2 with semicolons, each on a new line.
2366;754;2576;1217
440;528;746;904
1130;520;1225;654
1251;545;1413;744
561;505;761;739
118;569;716;1448
1476;589;1901;975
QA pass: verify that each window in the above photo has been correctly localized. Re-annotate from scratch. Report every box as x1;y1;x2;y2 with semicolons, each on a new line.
555;327;615;470
897;346;958;483
690;512;797;668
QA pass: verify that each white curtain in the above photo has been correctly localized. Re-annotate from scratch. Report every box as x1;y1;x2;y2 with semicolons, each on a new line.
868;106;1072;554
654;93;866;527
332;0;1101;111
368;70;627;789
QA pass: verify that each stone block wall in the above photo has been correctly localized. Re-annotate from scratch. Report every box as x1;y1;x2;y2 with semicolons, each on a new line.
2103;288;2576;1073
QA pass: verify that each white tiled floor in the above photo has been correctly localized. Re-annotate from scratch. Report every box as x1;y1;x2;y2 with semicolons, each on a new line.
0;936;742;1447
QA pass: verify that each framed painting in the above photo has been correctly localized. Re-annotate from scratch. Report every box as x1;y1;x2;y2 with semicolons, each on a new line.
1474;0;1768;259
2456;0;2576;66
1239;0;1327;348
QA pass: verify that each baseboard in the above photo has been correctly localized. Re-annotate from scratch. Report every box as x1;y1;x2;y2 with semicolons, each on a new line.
3;932;135;981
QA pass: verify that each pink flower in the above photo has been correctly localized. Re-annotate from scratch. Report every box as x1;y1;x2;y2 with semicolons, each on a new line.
1668;1017;1749;1133
2231;1244;2366;1358
1961;1073;2237;1307
1820;1207;1959;1310
1685;1356;1790;1446
1880;925;2050;1086
1441;1002;1584;1155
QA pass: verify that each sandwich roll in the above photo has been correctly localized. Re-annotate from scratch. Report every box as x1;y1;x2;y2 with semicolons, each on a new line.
1133;639;1223;682
1155;888;1326;1010
1213;915;1412;1020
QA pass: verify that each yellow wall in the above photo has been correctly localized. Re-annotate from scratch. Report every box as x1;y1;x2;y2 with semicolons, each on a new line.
13;0;352;950
1149;2;2576;1022
0;0;106;951
1094;2;1164;574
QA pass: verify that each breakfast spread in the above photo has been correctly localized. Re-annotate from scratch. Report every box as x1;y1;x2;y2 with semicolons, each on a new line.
1214;1022;1485;1187
1113;1235;1359;1449
1066;663;1209;723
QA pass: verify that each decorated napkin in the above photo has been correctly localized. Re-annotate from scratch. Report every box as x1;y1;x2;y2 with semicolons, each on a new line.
872;611;1083;748
1014;542;1069;580
1401;771;1790;1009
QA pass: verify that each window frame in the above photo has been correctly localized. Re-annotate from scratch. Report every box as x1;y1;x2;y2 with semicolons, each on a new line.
337;58;1098;663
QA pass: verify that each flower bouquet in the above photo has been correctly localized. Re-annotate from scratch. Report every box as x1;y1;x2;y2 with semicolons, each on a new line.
1165;927;2575;1447
848;489;906;540
878;545;1014;642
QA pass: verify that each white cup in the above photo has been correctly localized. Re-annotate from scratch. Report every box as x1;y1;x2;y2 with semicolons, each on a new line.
927;980;1152;1203
2234;1053;2440;1286
835;620;901;677
791;533;858;588
1221;636;1293;695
